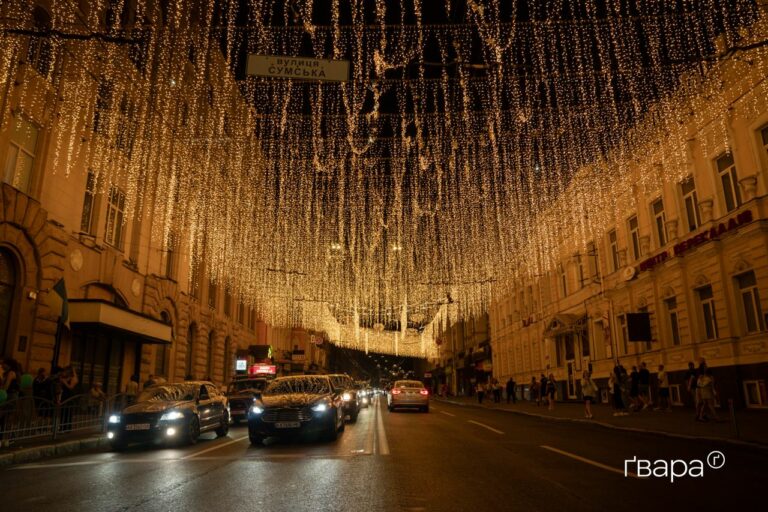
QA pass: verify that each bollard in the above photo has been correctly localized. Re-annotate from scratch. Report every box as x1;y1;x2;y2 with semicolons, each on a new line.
728;399;740;439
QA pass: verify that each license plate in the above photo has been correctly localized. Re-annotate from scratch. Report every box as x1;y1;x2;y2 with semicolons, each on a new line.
274;421;300;429
126;423;150;431
231;409;244;414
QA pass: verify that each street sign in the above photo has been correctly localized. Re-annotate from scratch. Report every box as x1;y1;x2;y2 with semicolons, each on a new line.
246;55;349;82
236;359;247;371
248;364;277;376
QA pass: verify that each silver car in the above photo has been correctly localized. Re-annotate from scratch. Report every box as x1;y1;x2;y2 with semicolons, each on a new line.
387;380;430;412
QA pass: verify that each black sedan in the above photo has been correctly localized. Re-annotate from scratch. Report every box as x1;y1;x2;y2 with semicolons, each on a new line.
226;377;268;424
247;375;345;445
328;374;361;423
107;382;229;450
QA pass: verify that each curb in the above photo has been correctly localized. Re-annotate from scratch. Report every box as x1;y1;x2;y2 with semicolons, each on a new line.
434;398;768;450
0;436;109;468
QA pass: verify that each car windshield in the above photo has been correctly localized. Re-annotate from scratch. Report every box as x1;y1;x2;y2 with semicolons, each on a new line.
227;380;266;393
328;376;349;389
137;384;197;403
395;380;424;388
264;377;332;396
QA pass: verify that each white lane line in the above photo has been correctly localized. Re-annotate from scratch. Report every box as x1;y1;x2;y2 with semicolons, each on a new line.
540;445;637;478
440;411;456;417
376;398;390;455
9;460;106;470
181;435;249;460
467;420;504;435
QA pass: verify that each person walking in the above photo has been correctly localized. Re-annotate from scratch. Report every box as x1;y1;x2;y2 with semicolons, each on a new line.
538;374;548;407
629;366;640;411
546;373;556;411
1;358;21;401
493;379;502;403
696;369;718;422
655;364;670;411
530;377;538;404
506;377;516;404
684;362;698;415
125;374;139;405
638;362;651;410
59;366;78;432
610;367;628;416
476;382;485;404
32;368;53;417
581;370;598;419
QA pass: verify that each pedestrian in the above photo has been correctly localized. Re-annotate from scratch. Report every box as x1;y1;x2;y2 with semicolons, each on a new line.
492;379;502;403
696;369;718;422
476;382;485;404
581;370;598;419
610;366;628;416
638;362;651;410
506;377;516;404
685;361;698;414
143;374;156;389
530;376;538;403
184;374;195;381
32;368;53;417
59;366;78;432
538;374;547;407
629;365;640;411
546;373;556;411
89;382;106;415
125;374;139;405
1;358;21;401
655;364;670;411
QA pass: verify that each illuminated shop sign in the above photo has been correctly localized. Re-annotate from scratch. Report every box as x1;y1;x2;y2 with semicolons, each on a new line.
248;364;277;375
639;210;752;273
236;359;247;371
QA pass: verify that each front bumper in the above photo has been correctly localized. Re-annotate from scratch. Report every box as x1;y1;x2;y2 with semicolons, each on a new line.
107;416;185;445
248;413;334;438
390;396;429;408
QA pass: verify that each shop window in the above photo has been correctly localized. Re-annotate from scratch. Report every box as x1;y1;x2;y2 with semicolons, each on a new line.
627;215;640;260
680;176;701;233
735;271;764;334
80;171;97;233
696;285;719;340
665;297;681;346
104;185;126;249
3;116;39;194
0;249;17;357
716;153;742;213
744;380;767;408
651;198;667;247
608;229;620;272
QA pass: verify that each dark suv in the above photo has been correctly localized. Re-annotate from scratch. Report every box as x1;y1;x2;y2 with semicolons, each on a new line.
327;374;361;423
226;378;268;424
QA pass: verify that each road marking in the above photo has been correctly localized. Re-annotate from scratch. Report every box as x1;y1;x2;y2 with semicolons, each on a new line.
440;411;456;417
540;445;637;478
181;435;249;460
376;398;390;455
468;420;504;435
9;460;106;470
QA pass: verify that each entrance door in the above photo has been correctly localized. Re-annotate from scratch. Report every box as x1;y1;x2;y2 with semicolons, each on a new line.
0;249;17;357
566;361;578;399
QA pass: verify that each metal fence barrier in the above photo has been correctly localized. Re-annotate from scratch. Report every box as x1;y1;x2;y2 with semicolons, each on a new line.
0;393;131;448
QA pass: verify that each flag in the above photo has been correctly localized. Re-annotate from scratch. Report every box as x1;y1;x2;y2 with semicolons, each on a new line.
47;278;69;329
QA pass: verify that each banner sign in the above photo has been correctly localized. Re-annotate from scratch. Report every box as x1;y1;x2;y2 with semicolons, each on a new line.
248;364;277;376
247;55;349;82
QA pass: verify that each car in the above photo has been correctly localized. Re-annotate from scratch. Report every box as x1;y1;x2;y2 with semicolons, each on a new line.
226;377;268;424
327;374;361;422
107;382;229;450
247;375;345;445
387;380;430;412
355;383;373;408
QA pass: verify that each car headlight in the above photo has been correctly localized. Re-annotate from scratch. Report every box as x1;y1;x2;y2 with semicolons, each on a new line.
342;392;351;401
108;414;121;424
160;411;184;421
251;405;264;414
311;403;328;412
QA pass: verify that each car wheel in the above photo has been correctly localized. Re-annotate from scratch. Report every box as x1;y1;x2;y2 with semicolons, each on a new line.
186;417;200;445
249;432;264;446
215;413;229;437
325;419;339;441
348;409;359;423
337;412;346;433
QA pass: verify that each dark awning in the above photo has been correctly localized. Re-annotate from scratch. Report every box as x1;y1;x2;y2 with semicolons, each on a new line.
543;314;585;337
69;299;172;344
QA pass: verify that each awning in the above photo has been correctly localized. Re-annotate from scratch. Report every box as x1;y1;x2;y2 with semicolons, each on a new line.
69;299;172;344
543;313;585;337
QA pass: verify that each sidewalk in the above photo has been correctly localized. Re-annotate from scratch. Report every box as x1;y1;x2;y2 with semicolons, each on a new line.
434;395;768;447
0;431;108;467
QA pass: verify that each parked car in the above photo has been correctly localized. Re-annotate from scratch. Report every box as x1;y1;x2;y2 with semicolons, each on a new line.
107;382;229;450
328;374;361;422
387;380;430;412
226;377;268;424
247;375;345;445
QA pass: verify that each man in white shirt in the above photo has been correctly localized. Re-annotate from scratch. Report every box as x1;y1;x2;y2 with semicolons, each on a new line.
656;365;670;411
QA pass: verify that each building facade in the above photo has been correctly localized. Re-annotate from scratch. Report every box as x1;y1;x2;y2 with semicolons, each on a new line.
0;1;326;395
490;26;768;408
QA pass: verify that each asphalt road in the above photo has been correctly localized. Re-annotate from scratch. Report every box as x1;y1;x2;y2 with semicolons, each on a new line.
5;396;768;511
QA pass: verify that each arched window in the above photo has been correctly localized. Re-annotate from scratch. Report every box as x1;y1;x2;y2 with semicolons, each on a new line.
206;330;216;380
0;249;18;357
156;311;173;378
185;322;197;378
223;336;232;383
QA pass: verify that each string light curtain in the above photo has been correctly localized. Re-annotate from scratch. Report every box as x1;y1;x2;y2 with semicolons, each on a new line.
0;0;764;357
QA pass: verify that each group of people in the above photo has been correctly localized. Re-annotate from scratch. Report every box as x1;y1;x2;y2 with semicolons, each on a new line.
475;379;504;404
685;360;719;422
528;374;557;410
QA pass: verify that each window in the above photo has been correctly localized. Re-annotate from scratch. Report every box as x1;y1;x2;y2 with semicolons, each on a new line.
238;302;245;324
93;80;113;134
80;171;97;233
681;176;701;233
189;262;200;299
716;153;742;213
558;265;568;298
665;297;681;346
618;314;629;355
0;249;18;357
638;306;652;351
651;198;667;247
115;94;136;155
627;216;640;260
249;308;256;330
27;6;53;77
3;116;39;194
608;230;620;271
164;238;176;280
586;241;600;280
736;271;764;334
104;185;126;249
744;380;767;408
224;289;232;317
208;279;217;309
697;285;719;340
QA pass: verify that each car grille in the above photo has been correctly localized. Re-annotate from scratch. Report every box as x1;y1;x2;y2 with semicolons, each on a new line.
262;408;312;423
229;399;249;410
124;412;160;425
